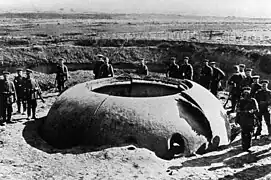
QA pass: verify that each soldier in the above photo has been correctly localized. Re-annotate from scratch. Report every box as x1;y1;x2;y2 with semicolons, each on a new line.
180;56;193;80
166;57;180;78
25;69;45;120
250;75;261;98
13;68;27;114
93;54;105;79
136;58;149;75
99;57;114;78
254;80;271;140
199;59;213;90
241;68;253;88
0;71;17;124
236;87;259;152
55;58;69;93
239;64;246;78
227;65;244;114
209;61;225;96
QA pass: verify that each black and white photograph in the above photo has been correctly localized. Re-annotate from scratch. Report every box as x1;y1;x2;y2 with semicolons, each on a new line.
0;0;271;179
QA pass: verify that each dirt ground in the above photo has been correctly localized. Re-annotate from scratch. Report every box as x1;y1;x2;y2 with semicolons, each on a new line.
0;70;271;180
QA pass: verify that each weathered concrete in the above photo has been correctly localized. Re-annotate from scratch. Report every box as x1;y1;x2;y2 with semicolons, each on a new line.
40;76;231;159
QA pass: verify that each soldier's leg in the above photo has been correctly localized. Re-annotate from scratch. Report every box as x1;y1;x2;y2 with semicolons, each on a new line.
255;113;263;136
6;104;13;122
241;126;252;151
31;100;37;119
2;102;7;122
22;100;27;113
16;97;21;113
27;100;32;118
263;112;271;135
231;95;237;112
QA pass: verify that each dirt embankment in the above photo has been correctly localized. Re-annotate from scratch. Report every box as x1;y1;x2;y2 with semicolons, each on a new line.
1;39;271;83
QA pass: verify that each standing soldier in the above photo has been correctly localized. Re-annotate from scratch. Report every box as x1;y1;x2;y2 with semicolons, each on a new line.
93;54;105;79
227;65;244;114
166;57;180;78
55;58;69;93
254;80;271;140
13;68;26;114
136;58;149;75
0;71;16;124
199;59;213;90
236;87;259;152
99;57;114;78
239;64;246;78
250;75;261;98
209;61;225;96
25;69;45;120
241;68;253;88
180;57;193;80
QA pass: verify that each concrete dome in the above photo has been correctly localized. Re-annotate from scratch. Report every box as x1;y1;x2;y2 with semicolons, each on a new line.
40;76;231;159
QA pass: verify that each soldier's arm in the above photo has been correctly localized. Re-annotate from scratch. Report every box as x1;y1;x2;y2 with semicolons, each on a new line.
145;65;149;76
110;65;114;77
10;82;17;102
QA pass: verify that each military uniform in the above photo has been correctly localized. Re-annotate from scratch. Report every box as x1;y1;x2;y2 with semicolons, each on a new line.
55;63;68;92
180;63;193;80
228;71;244;112
25;69;43;119
250;76;261;98
236;87;258;151
167;63;180;78
0;71;16;123
94;60;104;79
210;62;225;96
241;68;253;88
254;81;271;136
200;60;213;90
137;64;149;75
239;64;246;78
99;63;114;78
14;68;27;113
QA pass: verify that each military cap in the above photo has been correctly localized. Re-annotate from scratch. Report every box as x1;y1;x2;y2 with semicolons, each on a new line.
252;75;260;79
96;54;104;58
184;56;189;60
245;68;252;72
26;69;33;73
260;80;269;84
2;71;10;75
170;57;176;60
209;61;216;65
203;59;209;62
239;64;246;68
233;65;239;69
16;68;23;71
242;86;251;92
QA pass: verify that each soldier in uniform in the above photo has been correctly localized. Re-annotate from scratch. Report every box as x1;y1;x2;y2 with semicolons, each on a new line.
241;68;253;88
136;58;149;75
227;65;244;114
236;87;259;152
199;59;213;90
25;69;45;120
180;57;193;80
250;75;261;98
254;80;271;140
210;61;225;96
93;54;105;79
13;68;26;114
99;57;114;78
239;64;246;78
0;71;17;124
166;57;180;78
55;58;69;93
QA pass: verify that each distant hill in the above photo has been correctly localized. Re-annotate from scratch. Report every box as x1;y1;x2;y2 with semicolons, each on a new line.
0;12;112;19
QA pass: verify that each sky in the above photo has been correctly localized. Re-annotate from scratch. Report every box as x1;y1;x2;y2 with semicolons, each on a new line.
0;0;271;18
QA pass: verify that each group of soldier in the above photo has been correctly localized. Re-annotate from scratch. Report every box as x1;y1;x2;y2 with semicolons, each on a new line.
166;56;225;97
0;68;44;125
227;63;271;151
